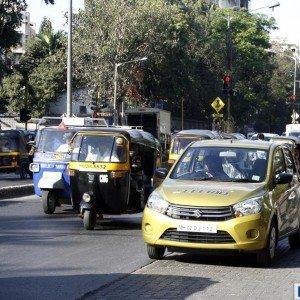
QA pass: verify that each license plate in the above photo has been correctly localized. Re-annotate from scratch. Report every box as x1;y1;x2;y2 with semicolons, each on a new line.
177;222;217;233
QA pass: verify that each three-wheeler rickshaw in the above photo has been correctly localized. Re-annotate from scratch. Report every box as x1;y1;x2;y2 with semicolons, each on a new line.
0;130;31;178
168;129;220;166
29;117;108;214
68;127;161;230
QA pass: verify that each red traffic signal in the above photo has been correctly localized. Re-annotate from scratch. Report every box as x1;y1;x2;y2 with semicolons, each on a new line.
290;95;297;102
223;75;232;84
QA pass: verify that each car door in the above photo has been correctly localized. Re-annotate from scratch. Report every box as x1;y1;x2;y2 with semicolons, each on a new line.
271;146;296;238
282;146;300;232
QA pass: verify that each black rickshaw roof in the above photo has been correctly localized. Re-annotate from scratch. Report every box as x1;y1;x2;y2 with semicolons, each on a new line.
75;127;160;150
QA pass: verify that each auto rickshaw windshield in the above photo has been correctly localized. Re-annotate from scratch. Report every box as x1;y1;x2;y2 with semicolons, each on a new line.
37;129;74;153
0;137;18;152
71;134;127;163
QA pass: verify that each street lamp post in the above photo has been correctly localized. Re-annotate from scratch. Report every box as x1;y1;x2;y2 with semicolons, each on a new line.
66;0;73;117
113;57;147;125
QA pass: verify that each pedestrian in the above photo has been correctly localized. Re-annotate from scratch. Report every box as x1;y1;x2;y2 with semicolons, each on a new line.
257;133;265;140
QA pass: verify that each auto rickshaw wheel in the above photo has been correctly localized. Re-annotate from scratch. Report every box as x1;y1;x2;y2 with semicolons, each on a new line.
19;165;27;179
42;191;56;214
132;187;146;212
83;210;97;230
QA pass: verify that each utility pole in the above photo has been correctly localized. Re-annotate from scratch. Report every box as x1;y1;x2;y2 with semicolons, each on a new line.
225;15;233;133
66;0;72;117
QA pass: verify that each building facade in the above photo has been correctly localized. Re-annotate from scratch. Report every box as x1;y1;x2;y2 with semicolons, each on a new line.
208;0;250;9
12;12;36;62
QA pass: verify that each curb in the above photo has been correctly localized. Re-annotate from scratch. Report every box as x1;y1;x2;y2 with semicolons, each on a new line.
0;184;34;200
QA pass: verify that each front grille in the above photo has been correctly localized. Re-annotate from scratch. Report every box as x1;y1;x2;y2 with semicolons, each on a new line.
161;228;235;244
166;204;234;221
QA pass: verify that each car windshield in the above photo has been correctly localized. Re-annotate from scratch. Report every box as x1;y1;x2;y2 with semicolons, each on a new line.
170;146;268;183
37;129;74;153
71;134;127;163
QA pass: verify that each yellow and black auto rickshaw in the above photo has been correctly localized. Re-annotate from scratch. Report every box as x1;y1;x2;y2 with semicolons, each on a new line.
0;130;31;178
68;127;161;230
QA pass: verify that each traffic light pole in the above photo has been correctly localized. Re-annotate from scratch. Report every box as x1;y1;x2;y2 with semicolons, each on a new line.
226;15;233;133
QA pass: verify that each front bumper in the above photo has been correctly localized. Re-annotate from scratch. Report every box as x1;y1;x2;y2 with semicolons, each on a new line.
142;207;269;252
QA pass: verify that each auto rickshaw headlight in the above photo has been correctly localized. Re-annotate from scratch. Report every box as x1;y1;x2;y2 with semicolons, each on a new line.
29;163;40;173
82;193;91;203
147;191;169;214
233;196;263;217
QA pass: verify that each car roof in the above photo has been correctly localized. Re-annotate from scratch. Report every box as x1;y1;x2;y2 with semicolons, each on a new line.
173;129;220;139
190;139;274;150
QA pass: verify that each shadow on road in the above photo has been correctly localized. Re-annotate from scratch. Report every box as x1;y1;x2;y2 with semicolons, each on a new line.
0;272;218;299
165;239;300;269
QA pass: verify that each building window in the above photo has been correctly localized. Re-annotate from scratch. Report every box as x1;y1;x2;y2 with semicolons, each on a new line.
79;106;87;114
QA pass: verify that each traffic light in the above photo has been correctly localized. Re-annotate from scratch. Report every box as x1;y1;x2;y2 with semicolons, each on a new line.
90;96;98;111
223;75;232;95
20;108;31;122
290;95;297;102
99;97;108;109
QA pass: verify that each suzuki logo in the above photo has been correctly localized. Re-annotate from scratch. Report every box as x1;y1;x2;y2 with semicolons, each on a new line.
194;209;203;218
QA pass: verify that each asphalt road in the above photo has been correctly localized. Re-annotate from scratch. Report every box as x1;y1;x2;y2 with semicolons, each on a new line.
1;192;300;300
0;194;152;300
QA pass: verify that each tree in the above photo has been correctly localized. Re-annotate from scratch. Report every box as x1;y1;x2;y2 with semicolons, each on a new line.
0;0;26;51
0;19;67;116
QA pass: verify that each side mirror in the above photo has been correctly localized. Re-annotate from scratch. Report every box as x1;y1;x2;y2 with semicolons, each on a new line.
155;168;168;179
129;150;135;157
275;172;293;184
132;155;141;168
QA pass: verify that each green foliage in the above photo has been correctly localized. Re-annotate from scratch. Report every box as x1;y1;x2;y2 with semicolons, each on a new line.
0;18;66;116
0;0;26;51
0;0;292;133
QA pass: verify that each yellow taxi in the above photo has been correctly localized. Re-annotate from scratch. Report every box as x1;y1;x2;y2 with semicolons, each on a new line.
142;139;300;266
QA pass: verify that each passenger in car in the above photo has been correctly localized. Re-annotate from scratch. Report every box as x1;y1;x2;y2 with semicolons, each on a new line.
204;155;229;179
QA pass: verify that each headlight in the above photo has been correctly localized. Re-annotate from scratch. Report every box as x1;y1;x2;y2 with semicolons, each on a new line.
82;193;91;203
146;191;169;214
29;163;40;173
233;196;263;217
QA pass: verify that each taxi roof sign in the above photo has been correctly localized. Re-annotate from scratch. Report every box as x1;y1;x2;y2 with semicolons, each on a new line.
211;97;225;113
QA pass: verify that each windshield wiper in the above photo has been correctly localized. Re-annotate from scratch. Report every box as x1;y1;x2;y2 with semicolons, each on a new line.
229;178;258;183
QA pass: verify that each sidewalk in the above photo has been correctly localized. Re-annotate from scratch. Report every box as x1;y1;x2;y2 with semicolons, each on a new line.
0;183;34;200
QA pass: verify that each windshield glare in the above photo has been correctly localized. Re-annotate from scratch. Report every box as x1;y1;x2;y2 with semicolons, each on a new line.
170;147;268;182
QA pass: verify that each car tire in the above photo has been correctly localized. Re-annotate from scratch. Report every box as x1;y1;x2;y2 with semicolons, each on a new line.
288;227;300;249
147;244;165;260
42;191;56;214
256;221;277;267
83;210;97;230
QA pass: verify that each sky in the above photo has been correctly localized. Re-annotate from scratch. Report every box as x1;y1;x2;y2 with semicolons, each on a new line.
26;0;299;45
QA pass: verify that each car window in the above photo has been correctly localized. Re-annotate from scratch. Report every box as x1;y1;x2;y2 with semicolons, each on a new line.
282;147;297;175
273;148;286;176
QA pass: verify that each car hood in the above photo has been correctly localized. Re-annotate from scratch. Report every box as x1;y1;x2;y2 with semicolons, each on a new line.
156;179;266;207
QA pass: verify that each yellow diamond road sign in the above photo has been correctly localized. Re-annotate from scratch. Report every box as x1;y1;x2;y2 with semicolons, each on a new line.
211;97;225;113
